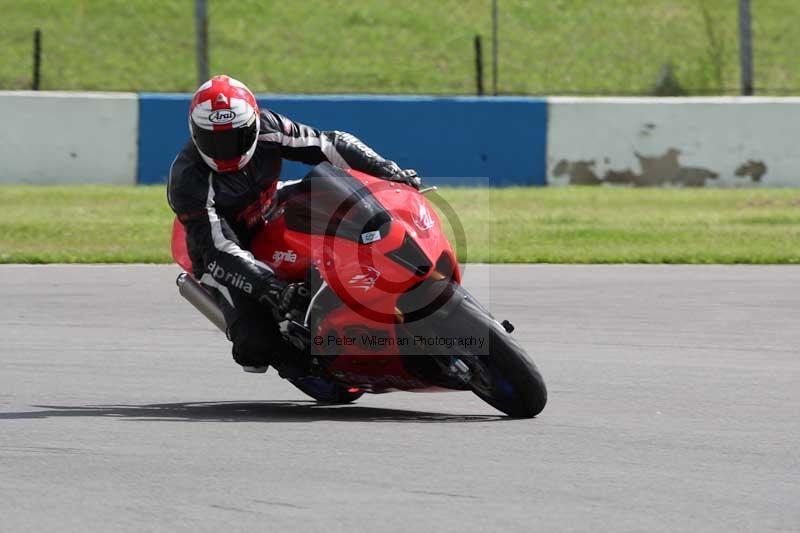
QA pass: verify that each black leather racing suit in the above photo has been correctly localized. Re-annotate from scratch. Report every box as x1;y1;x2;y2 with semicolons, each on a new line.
167;108;402;367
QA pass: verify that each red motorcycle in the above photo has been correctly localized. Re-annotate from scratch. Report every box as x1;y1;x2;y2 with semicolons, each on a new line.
173;163;546;418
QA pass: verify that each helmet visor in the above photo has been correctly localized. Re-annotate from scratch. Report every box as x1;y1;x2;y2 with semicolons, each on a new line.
192;119;258;161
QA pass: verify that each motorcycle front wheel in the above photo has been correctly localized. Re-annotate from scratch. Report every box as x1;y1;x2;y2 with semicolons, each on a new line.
436;288;548;418
470;324;547;418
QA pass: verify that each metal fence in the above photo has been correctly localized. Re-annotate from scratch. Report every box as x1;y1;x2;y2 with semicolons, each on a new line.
3;0;798;96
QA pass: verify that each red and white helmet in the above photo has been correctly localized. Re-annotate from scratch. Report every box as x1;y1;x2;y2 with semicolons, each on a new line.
189;75;260;173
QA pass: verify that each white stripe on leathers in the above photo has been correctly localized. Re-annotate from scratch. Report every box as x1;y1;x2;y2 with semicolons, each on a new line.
258;131;349;169
204;173;274;274
199;273;234;307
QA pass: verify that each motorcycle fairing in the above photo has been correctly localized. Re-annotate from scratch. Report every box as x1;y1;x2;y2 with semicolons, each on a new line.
174;162;462;392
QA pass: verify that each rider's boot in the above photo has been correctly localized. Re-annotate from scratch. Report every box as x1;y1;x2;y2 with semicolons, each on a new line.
228;318;273;374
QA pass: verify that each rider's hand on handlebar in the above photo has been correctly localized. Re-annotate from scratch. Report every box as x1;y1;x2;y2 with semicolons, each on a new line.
260;279;311;322
278;283;311;322
387;168;422;190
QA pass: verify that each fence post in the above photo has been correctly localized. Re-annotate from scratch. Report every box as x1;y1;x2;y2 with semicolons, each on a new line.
739;0;753;95
474;35;485;96
492;0;498;95
32;29;41;90
196;0;209;85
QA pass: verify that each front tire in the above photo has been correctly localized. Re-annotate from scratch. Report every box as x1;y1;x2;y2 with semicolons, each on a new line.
471;325;547;418
438;290;547;418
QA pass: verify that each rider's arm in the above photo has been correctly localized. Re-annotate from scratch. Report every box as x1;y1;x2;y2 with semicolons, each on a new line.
258;110;402;178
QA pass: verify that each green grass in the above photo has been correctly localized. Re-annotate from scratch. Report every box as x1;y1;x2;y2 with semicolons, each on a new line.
2;0;799;95
1;186;799;264
0;186;172;263
450;188;800;263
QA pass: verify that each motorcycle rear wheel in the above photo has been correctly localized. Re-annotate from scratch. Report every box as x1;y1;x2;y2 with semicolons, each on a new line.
288;376;364;404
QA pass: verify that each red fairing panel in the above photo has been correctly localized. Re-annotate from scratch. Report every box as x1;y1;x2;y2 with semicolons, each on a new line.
354;170;460;284
171;218;193;272
249;214;311;282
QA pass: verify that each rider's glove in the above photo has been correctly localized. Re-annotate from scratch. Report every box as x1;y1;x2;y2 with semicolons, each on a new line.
278;282;312;322
260;279;311;322
386;168;422;190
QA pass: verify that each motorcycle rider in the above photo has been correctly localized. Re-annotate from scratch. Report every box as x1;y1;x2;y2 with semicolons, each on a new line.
167;75;420;373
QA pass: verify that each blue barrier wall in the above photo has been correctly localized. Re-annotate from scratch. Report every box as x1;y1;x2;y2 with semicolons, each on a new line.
138;94;548;186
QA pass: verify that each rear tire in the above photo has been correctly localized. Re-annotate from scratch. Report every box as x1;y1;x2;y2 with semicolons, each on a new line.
288;377;364;404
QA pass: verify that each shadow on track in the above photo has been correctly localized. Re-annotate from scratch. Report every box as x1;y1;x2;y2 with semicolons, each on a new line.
0;401;505;423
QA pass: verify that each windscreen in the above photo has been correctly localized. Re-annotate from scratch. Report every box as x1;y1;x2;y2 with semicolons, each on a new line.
283;164;392;244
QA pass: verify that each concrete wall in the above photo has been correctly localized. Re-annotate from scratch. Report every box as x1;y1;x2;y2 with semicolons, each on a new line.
0;91;138;185
548;97;800;187
138;94;548;186
4;92;800;188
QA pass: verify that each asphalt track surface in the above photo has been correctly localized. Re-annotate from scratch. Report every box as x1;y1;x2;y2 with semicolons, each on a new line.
1;265;798;532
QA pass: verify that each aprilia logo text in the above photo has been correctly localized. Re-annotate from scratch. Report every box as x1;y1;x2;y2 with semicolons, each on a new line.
272;250;298;264
207;260;253;294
